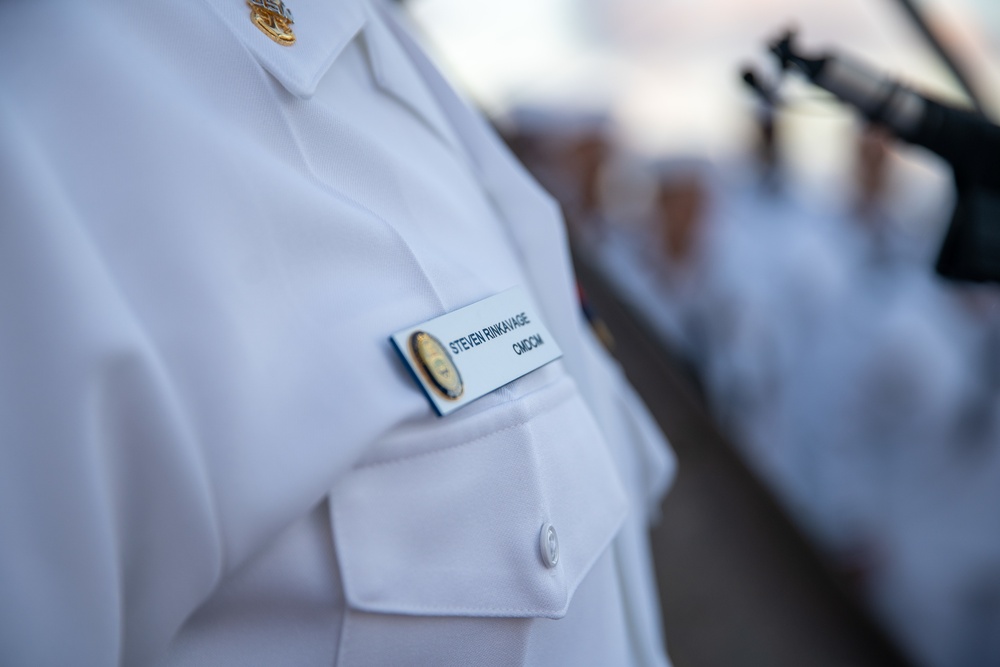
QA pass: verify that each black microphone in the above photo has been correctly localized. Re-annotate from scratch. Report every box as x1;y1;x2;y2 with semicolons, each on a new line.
770;31;1000;189
769;31;1000;282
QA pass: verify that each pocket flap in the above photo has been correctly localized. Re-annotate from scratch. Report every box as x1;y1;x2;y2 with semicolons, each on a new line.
330;379;628;619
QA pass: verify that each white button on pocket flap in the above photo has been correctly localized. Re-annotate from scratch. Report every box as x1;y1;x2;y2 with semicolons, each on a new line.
329;378;628;619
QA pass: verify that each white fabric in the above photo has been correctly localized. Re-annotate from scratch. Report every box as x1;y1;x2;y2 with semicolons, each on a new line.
0;0;675;665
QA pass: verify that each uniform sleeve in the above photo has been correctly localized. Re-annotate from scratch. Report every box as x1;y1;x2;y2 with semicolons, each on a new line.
0;101;222;667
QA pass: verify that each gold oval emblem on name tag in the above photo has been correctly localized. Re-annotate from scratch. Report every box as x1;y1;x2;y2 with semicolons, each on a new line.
410;331;464;400
248;0;296;46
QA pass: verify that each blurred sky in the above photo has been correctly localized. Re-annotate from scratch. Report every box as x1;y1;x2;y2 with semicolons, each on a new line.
406;0;1000;196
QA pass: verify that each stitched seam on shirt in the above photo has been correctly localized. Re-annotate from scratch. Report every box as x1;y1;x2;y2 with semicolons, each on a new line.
190;0;448;322
334;594;351;667
351;601;566;616
257;61;450;317
352;385;574;471
293;157;449;316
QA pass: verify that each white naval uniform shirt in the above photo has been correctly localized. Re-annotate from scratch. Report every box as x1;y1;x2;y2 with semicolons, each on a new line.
0;0;675;665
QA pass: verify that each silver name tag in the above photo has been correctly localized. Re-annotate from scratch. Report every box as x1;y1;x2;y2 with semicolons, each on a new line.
391;287;563;416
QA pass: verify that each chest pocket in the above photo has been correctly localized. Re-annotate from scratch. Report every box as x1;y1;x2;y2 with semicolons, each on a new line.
329;375;628;664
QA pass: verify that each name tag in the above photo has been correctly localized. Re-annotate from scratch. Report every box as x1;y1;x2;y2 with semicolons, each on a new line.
391;287;563;416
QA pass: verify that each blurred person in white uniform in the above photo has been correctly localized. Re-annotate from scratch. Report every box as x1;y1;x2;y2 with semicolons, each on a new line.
772;121;1000;666
801;276;963;556
0;1;676;665
589;155;732;382
640;158;716;369
501;105;612;250
828;126;936;294
690;146;850;501
768;123;947;544
871;284;1000;667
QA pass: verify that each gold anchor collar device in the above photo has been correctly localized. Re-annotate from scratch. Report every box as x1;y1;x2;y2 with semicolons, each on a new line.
248;0;296;46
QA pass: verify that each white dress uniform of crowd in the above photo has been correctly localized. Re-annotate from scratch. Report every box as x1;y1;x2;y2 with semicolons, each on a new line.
870;285;1000;667
0;1;677;665
585;133;999;667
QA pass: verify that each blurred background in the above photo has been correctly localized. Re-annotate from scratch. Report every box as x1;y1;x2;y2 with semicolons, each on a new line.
400;1;1000;666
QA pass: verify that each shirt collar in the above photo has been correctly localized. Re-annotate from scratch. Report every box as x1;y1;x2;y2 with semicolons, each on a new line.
203;0;465;157
204;0;367;99
361;2;465;155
